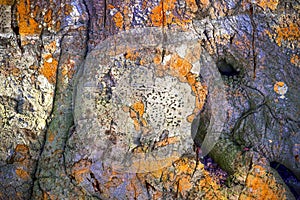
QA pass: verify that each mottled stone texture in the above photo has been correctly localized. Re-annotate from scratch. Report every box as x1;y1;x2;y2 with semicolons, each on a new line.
0;0;299;199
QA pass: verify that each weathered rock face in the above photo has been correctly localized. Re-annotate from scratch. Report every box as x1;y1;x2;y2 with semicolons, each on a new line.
0;0;299;199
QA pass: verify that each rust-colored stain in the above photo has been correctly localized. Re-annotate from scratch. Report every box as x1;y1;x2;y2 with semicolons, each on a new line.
255;0;278;11
17;0;41;35
15;168;30;180
39;54;58;84
47;130;55;143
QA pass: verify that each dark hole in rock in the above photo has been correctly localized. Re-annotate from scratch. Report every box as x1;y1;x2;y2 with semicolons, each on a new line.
217;59;239;76
270;161;300;199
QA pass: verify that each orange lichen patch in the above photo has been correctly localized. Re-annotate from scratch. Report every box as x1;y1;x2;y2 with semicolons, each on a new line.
39;54;58;84
153;50;208;122
274;23;300;47
150;0;192;28
128;101;147;131
291;54;300;67
15;144;29;154
255;0;278;11
44;41;57;54
64;4;73;15
15;168;30;180
113;12;124;29
154;136;180;148
241;165;286;199
125;49;139;61
71;159;92;184
168;54;193;82
273;81;285;93
55;21;61;31
186;0;198;12
177;176;193;197
17;0;41;35
199;0;210;8
0;0;14;5
198;170;224;199
44;9;52;23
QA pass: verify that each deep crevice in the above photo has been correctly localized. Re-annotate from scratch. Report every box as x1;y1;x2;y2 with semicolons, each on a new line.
271;161;300;199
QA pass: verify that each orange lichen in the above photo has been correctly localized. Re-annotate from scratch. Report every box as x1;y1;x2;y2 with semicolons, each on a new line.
15;168;30;180
273;81;285;93
15;144;29;154
129;101;147;131
0;0;14;5
274;23;300;47
71;159;92;184
199;0;210;8
153;50;208;122
64;4;73;15
149;0;193;28
113;12;124;29
39;54;58;84
255;0;278;11
291;54;300;67
198;171;224;199
177;176;193;196
186;0;198;12
125;49;139;61
17;0;41;35
154;136;180;148
240;165;286;199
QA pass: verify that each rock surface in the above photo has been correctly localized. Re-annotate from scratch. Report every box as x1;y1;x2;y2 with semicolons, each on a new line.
0;0;299;199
